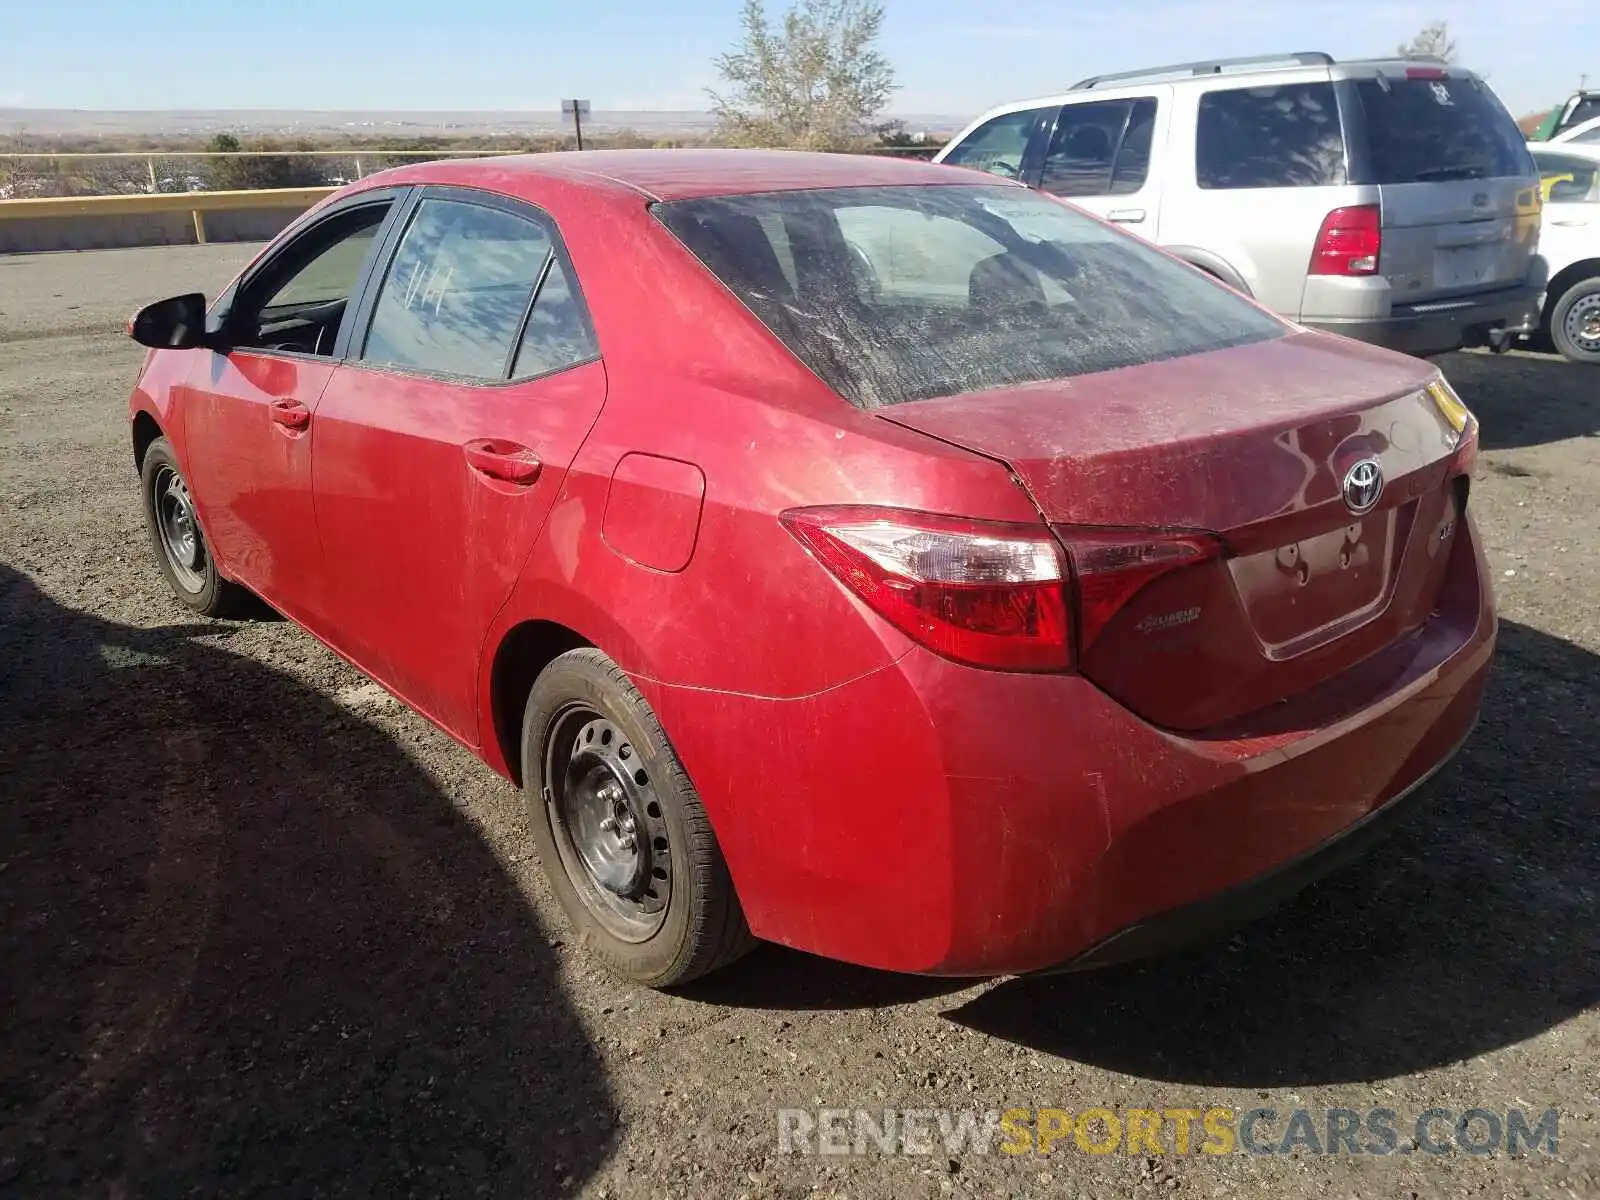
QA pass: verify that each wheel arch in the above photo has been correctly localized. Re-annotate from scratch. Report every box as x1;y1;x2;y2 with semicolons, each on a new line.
1162;246;1253;296
132;409;164;471
486;619;594;787
1543;258;1600;327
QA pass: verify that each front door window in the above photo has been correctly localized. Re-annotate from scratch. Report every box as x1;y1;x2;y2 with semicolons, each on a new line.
228;205;391;356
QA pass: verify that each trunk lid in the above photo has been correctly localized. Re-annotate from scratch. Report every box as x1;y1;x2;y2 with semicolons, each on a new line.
878;331;1472;730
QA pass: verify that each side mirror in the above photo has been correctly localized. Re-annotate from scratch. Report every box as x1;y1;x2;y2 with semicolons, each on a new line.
127;293;213;350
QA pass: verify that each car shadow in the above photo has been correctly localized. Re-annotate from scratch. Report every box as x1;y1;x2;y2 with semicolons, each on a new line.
0;563;616;1195
940;619;1598;1086
1438;349;1600;451
683;942;970;1010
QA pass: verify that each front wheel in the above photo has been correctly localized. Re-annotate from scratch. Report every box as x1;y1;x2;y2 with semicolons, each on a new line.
521;648;755;987
138;437;246;617
1550;277;1600;364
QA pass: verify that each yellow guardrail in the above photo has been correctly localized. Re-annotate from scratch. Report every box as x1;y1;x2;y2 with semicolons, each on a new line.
0;186;336;244
0;145;945;251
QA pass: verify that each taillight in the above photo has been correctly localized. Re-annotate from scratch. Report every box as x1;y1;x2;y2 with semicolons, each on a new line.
781;506;1227;672
1310;205;1382;276
1058;530;1223;655
1405;67;1449;80
779;506;1070;671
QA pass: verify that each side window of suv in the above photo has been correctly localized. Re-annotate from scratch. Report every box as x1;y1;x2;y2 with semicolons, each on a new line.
1041;98;1159;197
941;109;1042;180
1196;83;1345;189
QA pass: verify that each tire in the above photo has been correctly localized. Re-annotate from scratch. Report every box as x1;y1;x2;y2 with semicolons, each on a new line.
1549;276;1600;364
521;647;755;987
138;436;246;617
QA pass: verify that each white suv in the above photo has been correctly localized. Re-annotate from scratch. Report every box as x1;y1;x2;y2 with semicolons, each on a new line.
934;51;1543;359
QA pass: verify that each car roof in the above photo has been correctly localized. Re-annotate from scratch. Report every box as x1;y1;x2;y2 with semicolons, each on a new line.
1549;115;1600;145
384;148;999;203
943;56;1481;124
1530;137;1600;162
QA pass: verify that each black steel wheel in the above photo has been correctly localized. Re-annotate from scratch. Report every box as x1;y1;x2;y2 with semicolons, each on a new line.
138;436;245;617
546;707;674;941
522;647;755;987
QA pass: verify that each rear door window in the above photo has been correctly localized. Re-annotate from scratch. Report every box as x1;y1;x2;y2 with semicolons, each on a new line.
1354;77;1532;182
941;109;1043;181
1041;98;1158;197
361;197;596;382
1195;83;1345;189
510;258;598;379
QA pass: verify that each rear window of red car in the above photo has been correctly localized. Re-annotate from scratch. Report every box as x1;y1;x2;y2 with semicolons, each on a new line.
654;184;1285;408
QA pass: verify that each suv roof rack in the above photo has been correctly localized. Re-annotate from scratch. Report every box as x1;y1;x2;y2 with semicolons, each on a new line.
1070;51;1335;91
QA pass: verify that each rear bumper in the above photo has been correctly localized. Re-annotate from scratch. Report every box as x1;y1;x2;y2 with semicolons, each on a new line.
1036;718;1472;974
637;515;1496;978
1303;285;1542;357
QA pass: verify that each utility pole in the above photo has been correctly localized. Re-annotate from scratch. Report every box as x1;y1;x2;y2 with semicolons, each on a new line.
561;99;591;150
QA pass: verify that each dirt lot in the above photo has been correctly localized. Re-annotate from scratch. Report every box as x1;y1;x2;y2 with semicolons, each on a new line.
1;245;1596;1199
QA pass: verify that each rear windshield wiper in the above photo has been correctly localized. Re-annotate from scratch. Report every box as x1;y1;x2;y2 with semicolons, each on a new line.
1410;167;1488;182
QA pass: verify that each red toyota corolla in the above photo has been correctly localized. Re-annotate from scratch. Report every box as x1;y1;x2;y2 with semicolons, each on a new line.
126;150;1494;987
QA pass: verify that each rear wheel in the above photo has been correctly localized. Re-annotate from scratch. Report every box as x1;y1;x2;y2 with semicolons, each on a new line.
139;437;246;617
521;648;755;987
1550;277;1600;364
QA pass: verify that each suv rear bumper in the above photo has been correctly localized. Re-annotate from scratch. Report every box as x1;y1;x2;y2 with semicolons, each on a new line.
1303;285;1542;357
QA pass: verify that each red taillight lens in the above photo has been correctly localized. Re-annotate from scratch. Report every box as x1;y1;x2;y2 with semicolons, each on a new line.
1405;67;1449;80
1310;205;1382;276
780;506;1070;671
1058;529;1222;655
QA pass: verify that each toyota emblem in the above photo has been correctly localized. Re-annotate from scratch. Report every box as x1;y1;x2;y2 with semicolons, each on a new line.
1342;457;1385;515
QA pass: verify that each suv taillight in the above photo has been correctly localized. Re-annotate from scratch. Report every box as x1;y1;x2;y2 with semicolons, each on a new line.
1310;205;1382;276
781;506;1223;671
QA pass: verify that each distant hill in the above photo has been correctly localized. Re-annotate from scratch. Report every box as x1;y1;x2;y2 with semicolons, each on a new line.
0;107;970;141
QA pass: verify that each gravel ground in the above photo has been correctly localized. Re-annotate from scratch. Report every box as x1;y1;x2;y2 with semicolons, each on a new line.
1;245;1596;1200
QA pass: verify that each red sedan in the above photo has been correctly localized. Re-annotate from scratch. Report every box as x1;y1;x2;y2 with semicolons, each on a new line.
126;150;1494;987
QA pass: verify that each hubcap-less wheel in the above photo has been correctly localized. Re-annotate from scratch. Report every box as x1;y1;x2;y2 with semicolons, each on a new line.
153;465;205;592
1564;292;1600;354
546;708;672;941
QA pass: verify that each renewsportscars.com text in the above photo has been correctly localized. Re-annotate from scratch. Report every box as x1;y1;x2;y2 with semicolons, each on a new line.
777;1106;1561;1158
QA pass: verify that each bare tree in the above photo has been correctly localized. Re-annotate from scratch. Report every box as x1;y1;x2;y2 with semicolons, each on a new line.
1397;20;1457;63
708;0;896;150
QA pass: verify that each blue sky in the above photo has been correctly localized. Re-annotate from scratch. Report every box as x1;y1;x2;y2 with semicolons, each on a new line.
0;0;1591;119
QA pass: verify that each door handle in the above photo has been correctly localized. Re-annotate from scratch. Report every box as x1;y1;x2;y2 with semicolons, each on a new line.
463;439;542;485
1107;208;1146;223
1549;218;1590;227
268;398;311;431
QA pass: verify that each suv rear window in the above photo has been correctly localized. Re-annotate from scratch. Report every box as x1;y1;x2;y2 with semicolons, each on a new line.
1355;77;1532;182
654;185;1284;409
1196;83;1346;189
